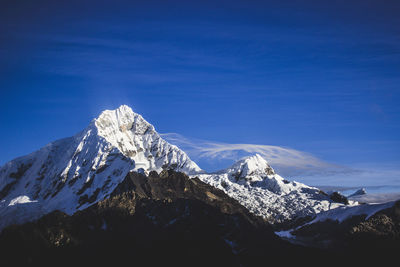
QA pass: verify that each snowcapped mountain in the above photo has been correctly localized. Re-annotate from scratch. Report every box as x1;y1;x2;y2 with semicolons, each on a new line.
0;104;357;231
1;104;398;264
0;105;201;230
348;188;367;198
195;154;355;223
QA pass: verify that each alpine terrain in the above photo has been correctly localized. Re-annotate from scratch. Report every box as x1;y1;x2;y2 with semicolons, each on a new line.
0;105;398;265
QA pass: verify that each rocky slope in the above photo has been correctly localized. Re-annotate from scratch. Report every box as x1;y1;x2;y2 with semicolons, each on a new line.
0;170;397;266
286;200;400;254
0;170;300;266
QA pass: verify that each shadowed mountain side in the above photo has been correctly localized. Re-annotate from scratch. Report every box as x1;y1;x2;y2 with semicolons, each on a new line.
1;170;398;266
292;200;400;253
0;170;311;266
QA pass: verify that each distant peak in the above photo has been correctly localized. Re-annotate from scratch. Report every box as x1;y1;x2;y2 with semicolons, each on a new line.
348;188;367;198
227;154;275;179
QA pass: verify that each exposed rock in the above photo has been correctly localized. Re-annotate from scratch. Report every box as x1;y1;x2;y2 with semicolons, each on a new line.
290;200;400;254
329;192;349;205
0;172;398;266
9;163;32;179
0;170;300;266
350;201;400;239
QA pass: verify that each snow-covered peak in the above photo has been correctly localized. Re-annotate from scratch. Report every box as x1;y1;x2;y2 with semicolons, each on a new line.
0;105;202;231
348;188;367;198
195;153;355;223
90;105;201;174
225;154;275;181
94;105;155;137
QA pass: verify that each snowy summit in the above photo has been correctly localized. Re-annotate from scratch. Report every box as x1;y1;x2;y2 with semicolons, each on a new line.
0;105;201;230
196;153;356;223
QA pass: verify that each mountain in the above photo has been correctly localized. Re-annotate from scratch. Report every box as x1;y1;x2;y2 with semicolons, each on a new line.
195;154;354;225
348;188;367;198
0;105;356;231
0;105;201;230
0;104;399;265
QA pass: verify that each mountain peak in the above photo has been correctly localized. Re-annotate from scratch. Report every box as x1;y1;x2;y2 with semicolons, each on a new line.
90;105;201;174
94;105;154;136
96;105;134;122
0;105;202;230
226;154;275;180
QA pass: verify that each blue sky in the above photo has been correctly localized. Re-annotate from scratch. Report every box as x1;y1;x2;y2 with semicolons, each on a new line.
1;0;399;187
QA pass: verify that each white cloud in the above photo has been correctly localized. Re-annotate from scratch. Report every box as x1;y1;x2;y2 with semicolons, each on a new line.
161;133;400;189
160;133;352;177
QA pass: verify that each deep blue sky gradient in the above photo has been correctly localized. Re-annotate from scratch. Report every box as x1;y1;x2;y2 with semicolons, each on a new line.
1;0;399;186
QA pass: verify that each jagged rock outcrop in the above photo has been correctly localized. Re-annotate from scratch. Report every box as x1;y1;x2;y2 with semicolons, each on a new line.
329;191;349;205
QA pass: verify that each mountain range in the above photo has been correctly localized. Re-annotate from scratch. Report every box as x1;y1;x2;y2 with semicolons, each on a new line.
0;105;398;265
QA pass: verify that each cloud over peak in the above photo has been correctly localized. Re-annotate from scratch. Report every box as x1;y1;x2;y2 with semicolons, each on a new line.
160;133;350;178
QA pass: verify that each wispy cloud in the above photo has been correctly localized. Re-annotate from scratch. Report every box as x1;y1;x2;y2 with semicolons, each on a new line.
160;133;353;177
162;133;400;188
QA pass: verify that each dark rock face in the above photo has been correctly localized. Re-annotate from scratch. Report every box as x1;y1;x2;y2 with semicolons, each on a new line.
329;192;349;205
112;170;261;218
0;180;17;198
0;170;398;266
0;170;311;266
349;201;400;243
292;200;400;259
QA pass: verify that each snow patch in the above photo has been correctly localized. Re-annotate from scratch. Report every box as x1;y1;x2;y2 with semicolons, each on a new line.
308;201;395;224
275;230;295;239
8;196;37;206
